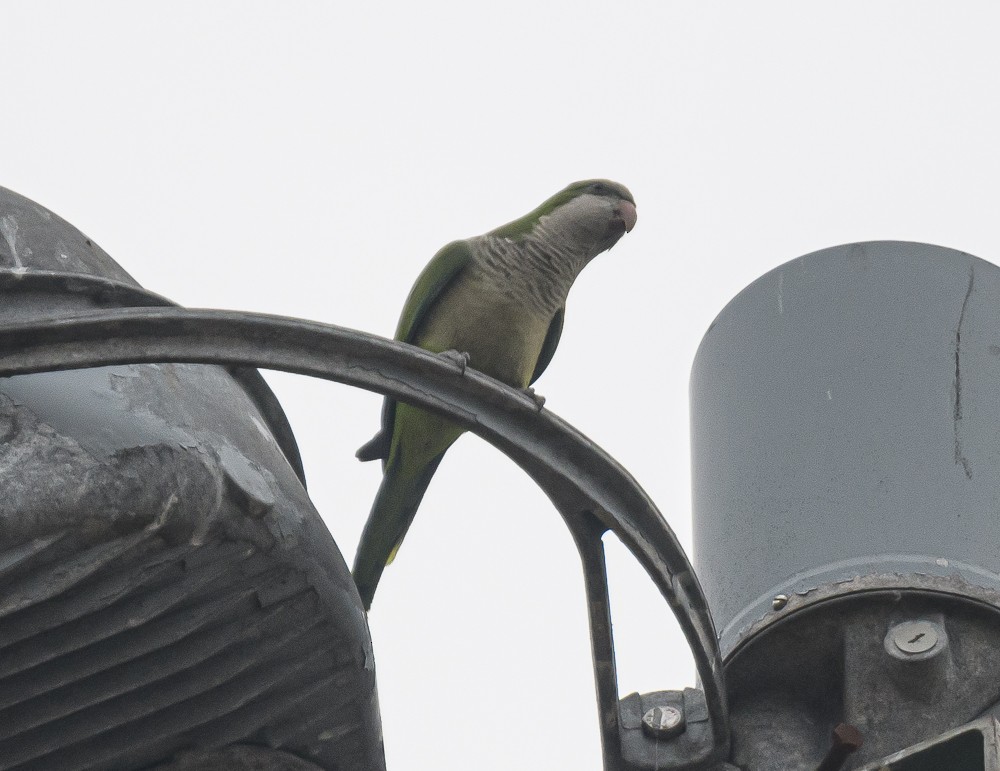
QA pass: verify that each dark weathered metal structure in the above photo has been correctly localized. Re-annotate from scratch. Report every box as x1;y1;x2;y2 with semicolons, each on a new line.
4;186;1000;770
0;187;381;770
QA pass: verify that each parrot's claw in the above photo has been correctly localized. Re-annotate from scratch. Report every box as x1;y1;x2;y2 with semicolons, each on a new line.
522;387;546;410
439;349;471;374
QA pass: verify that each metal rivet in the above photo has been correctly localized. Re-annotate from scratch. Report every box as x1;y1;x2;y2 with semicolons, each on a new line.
641;705;685;739
772;594;789;611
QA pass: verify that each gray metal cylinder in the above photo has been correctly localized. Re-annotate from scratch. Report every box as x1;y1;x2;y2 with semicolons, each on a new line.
691;241;1000;656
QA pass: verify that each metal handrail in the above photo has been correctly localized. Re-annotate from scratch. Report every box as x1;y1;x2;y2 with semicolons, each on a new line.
0;307;729;767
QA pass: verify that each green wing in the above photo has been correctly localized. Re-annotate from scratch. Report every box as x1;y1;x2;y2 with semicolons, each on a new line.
529;306;564;385
394;240;472;344
356;240;473;464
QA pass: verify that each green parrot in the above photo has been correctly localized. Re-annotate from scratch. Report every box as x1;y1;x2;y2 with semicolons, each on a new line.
353;179;637;610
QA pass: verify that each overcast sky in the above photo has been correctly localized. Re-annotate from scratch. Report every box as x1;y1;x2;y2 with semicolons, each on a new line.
5;3;1000;769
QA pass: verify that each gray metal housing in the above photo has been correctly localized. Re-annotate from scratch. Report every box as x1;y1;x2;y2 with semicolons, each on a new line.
692;241;1000;768
692;241;1000;656
0;186;383;770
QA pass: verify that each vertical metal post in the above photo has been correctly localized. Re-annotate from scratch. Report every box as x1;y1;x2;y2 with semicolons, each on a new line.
569;511;622;770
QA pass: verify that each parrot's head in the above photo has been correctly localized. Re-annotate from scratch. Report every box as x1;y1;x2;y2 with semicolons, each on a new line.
494;179;637;259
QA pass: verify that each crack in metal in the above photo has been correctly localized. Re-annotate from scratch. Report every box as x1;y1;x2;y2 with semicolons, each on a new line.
954;264;975;480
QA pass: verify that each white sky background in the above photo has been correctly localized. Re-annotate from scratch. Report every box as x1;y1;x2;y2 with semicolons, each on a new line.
5;3;1000;768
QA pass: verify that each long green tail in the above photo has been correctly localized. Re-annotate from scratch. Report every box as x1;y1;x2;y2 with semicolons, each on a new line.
352;451;445;611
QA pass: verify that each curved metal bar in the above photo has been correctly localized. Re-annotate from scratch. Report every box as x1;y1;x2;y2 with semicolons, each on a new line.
0;307;729;766
0;268;307;486
0;269;175;308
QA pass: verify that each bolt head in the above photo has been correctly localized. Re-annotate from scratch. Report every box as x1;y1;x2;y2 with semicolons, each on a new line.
885;619;945;660
641;705;685;739
772;594;789;611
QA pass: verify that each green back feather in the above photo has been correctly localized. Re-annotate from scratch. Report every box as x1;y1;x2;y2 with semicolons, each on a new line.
492;188;585;240
394;239;473;344
366;240;473;463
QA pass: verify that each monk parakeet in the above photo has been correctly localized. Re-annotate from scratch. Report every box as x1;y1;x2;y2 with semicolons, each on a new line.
353;179;637;610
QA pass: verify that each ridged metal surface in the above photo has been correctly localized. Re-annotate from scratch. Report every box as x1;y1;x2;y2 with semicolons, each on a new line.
0;185;382;770
0;525;368;770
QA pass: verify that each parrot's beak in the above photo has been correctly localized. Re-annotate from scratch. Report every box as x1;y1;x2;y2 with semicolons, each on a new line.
599;197;638;252
617;200;637;233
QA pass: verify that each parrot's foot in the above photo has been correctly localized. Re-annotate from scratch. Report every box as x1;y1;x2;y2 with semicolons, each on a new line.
439;349;471;374
521;387;546;410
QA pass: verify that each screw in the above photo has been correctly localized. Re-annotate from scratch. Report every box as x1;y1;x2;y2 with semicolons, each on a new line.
815;723;863;771
890;620;938;655
772;594;789;611
641;705;685;740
